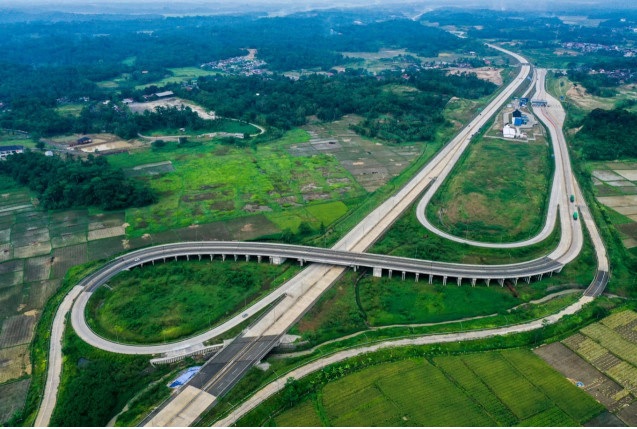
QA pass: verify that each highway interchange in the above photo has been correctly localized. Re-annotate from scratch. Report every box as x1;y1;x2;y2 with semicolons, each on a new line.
36;45;609;427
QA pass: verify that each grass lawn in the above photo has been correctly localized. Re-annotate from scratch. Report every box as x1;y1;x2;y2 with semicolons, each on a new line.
426;138;552;242
264;349;602;426
86;259;299;344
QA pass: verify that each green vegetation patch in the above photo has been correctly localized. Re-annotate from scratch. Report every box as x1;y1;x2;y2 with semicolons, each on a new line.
256;350;602;426
115;129;364;236
86;259;298;344
427;138;552;242
359;277;519;326
50;328;171;427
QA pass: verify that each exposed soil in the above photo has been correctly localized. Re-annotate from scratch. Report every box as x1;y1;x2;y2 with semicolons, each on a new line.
446;67;503;85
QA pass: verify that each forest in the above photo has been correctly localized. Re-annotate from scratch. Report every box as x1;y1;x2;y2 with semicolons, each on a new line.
573;108;637;160
1;67;496;143
0;152;156;210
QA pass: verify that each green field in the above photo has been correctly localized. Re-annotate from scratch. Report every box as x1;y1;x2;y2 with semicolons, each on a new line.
135;67;223;89
86;259;299;343
145;118;259;137
104;129;365;236
426;138;552;242
262;349;602;426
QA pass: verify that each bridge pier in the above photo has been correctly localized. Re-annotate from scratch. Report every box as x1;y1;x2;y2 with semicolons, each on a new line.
401;271;406;280
443;276;447;286
498;279;504;287
299;259;304;267
471;278;476;287
222;254;226;261
186;255;190;261
537;273;543;281
245;255;249;262
373;267;382;277
485;278;491;286
210;254;213;261
513;278;518;286
174;255;178;261
234;254;238;261
198;254;201;261
555;266;563;274
415;273;419;282
429;274;433;284
352;265;357;272
151;260;154;266
257;255;262;263
388;269;393;279
457;277;462;286
525;276;531;284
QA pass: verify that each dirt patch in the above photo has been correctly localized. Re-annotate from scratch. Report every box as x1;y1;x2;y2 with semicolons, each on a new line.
242;204;272;213
128;97;215;120
181;193;216;202
598;195;637;207
567;85;612;110
617;402;637;426
88;226;125;241
446;67;503;85
534;342;633;411
615;170;637;181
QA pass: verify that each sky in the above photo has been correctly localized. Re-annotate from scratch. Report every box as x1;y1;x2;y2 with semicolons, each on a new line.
0;0;632;15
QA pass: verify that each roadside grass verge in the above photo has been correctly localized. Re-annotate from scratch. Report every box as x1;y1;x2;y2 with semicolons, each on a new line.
86;259;300;344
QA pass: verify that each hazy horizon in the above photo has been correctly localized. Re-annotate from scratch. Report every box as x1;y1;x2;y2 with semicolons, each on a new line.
1;0;635;17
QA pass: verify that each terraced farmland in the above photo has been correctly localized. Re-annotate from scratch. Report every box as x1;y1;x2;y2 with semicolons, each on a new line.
258;350;602;426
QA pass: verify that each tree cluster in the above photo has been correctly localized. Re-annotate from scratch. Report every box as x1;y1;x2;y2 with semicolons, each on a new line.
574;108;637;160
0;151;156;210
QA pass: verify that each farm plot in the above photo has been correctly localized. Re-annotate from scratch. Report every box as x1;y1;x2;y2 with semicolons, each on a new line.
461;352;552;420
0;244;11;262
51;244;88;279
24;279;61;310
266;350;600;426
0;314;37;348
580;323;637;368
23;256;51;283
0;344;30;383
590;166;637;248
556;310;637;424
0;379;30;424
535;342;633;411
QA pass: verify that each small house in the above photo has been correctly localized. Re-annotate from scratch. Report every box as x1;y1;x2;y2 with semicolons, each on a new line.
0;145;24;159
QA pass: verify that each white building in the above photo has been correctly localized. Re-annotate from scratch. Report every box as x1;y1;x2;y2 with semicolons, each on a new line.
0;145;24;160
503;124;516;139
